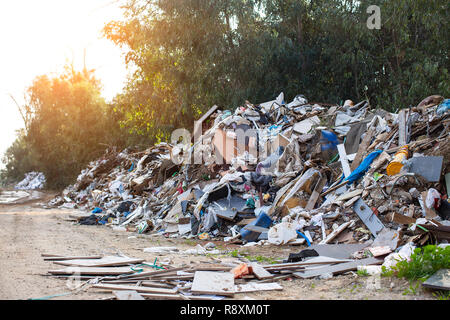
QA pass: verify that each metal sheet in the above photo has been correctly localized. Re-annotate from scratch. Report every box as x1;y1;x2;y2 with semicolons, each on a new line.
353;198;385;236
409;156;444;182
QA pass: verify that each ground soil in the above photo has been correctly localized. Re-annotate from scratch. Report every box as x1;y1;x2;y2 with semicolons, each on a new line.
0;189;437;300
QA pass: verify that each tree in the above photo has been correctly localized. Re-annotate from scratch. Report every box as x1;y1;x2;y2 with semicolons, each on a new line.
2;66;126;188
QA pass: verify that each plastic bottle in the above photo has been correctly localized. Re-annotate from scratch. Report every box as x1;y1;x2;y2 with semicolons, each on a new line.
386;145;409;175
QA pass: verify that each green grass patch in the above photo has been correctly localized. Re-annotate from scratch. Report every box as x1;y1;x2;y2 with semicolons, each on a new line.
356;269;370;277
391;245;450;281
224;249;280;264
432;291;450;300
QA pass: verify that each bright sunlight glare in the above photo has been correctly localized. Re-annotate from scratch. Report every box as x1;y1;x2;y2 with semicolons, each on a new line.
0;0;128;165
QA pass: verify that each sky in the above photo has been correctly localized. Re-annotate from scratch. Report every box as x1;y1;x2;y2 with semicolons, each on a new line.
0;0;129;167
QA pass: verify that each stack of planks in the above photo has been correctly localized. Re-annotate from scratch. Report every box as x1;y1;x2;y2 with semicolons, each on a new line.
42;249;383;300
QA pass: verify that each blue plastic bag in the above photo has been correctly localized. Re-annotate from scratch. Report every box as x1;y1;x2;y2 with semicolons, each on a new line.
437;99;450;116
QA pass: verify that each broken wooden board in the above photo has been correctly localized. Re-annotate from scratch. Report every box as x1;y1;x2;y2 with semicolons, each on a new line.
193;266;233;272
52;256;144;267
387;212;416;225
249;263;273;280
293;257;383;279
320;220;354;244
191;271;235;296
351;127;375;171
353;198;384;237
335;189;362;202
121;267;186;280
421;269;450;290
113;290;145;300
262;256;352;271
417;224;450;242
93;283;178;295
305;177;327;211
153;274;194;281
333;230;355;244
237;218;256;226
234;282;283;293
43;255;102;261
140;281;175;289
139;293;184;300
48;266;135;275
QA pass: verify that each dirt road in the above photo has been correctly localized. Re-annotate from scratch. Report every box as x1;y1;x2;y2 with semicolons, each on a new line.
0;190;435;300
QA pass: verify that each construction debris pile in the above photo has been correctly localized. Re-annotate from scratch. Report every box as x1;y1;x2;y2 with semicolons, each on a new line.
48;94;450;257
15;172;46;190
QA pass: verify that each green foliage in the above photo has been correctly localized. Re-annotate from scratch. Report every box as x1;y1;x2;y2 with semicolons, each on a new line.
103;0;448;145
3;0;449;188
381;265;395;277
432;291;450;300
357;269;370;277
2;67;130;189
391;245;450;281
402;280;421;296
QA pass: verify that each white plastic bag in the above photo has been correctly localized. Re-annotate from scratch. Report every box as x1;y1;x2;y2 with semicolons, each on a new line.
268;222;298;245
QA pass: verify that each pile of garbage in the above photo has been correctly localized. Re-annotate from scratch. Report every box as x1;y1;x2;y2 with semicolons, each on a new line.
48;94;450;254
15;172;46;190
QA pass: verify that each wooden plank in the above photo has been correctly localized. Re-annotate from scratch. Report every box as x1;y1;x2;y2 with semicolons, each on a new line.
93;283;178;295
53;256;144;267
193;266;233;272
140;281;175;289
191;271;235;296
152;274;194;281
351;127;375;171
249;263;273;280
319;220;354;244
43;255;102;261
118;267;185;279
335;190;362;202
234;282;282;293
398;109;407;146
113;290;145;300
259;274;291;283
48;266;135;275
237;218;256;226
140;293;185;300
337;144;351;178
305;177;327;211
140;293;218;300
262;256;352;270
197;105;219;124
320;180;347;197
387;212;416;225
293;257;383;279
